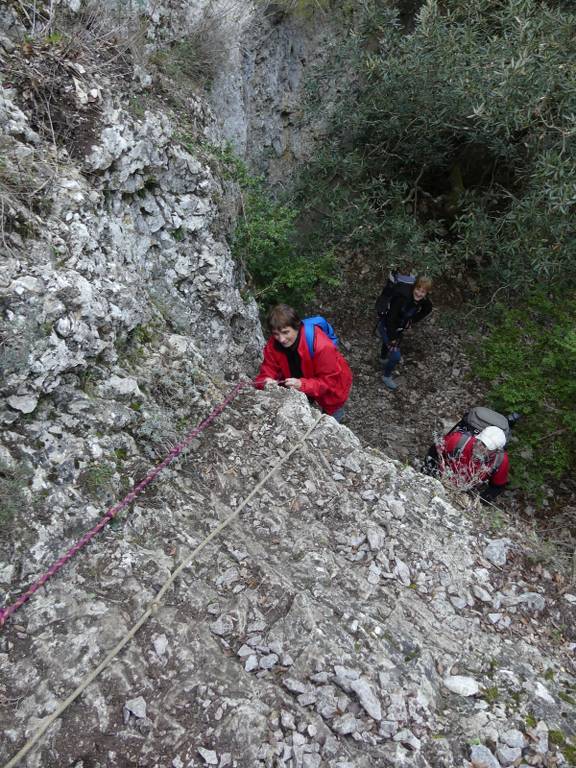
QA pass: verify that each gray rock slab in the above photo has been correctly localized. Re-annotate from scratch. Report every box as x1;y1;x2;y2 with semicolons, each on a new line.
443;676;480;696
198;747;218;765
123;696;146;719
483;539;512;566
470;744;501;768
349;678;382;721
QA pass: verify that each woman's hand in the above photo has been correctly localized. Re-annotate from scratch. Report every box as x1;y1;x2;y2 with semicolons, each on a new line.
284;378;302;390
264;377;279;386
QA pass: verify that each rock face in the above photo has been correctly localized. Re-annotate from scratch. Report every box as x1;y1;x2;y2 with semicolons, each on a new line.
209;6;341;185
0;87;261;417
1;389;575;768
1;3;576;768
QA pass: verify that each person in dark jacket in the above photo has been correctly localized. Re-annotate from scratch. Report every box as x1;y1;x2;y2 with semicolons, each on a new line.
424;426;510;503
254;304;353;421
379;275;433;390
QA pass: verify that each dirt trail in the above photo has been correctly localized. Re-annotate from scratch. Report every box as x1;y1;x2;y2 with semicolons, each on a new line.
317;258;489;469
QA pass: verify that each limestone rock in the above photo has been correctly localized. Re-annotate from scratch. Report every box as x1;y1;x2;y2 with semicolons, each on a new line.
443;676;480;697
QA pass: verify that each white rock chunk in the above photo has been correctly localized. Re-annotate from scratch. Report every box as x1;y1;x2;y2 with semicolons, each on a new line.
210;615;234;636
8;394;38;414
123;696;146;719
483;538;512;566
245;655;258;672
497;745;522;765
393;558;411;586
332;713;360;735
470;744;500;768
152;634;169;656
100;374;142;399
501;729;526;748
443;676;480;697
259;653;279;670
198;747;218;765
533;681;555;704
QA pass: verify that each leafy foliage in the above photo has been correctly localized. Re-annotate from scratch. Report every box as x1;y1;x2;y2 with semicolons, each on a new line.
297;0;576;283
174;138;338;309
233;186;338;308
79;463;116;500
196;142;339;310
475;288;576;495
150;31;226;90
254;0;335;17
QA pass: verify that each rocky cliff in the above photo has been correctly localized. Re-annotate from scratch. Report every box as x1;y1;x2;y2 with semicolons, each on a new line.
2;389;576;767
0;2;575;767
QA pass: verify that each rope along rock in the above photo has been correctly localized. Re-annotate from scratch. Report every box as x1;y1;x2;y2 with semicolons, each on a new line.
1;411;325;768
0;380;248;628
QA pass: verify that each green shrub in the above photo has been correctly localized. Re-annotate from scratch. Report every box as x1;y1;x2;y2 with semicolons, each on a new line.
79;463;116;500
150;4;236;90
206;139;338;309
483;686;500;704
173;138;338;309
475;287;576;496
233;186;338;308
254;0;334;17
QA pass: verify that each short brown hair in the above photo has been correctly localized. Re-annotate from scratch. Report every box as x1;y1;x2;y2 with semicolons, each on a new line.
267;304;301;332
415;275;433;292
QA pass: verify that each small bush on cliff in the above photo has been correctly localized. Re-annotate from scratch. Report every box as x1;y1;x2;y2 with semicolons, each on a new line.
79;463;117;501
255;0;335;18
233;184;337;308
151;29;226;90
206;144;338;309
6;1;146;158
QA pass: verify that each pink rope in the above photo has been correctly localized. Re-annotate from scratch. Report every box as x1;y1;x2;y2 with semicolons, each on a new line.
0;380;248;628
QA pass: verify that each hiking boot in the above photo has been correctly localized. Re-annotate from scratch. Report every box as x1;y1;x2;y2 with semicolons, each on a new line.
382;375;398;391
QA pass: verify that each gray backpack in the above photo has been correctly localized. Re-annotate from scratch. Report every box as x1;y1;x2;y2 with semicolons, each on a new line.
455;407;511;443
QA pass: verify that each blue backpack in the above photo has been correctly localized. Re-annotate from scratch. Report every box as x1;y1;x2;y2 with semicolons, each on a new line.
302;316;339;358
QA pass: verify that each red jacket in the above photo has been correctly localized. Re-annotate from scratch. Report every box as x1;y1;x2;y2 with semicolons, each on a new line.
254;326;353;415
440;432;510;487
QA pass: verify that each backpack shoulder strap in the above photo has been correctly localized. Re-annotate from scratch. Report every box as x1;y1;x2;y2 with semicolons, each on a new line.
491;450;504;474
302;316;338;358
450;432;473;459
302;318;316;358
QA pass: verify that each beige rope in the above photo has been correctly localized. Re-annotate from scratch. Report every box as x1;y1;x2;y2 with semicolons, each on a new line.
2;411;325;768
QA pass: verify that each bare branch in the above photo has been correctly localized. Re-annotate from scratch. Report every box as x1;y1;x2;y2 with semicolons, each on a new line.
463;284;511;319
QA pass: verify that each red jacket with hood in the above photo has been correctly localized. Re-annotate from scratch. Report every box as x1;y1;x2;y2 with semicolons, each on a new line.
254;326;353;415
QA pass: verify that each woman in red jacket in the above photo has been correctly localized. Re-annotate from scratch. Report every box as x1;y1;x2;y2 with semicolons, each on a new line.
254;304;353;421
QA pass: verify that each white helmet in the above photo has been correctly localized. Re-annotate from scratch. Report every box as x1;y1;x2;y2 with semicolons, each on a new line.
477;426;506;451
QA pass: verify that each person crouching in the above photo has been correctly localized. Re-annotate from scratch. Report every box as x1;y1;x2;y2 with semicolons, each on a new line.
425;426;510;503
